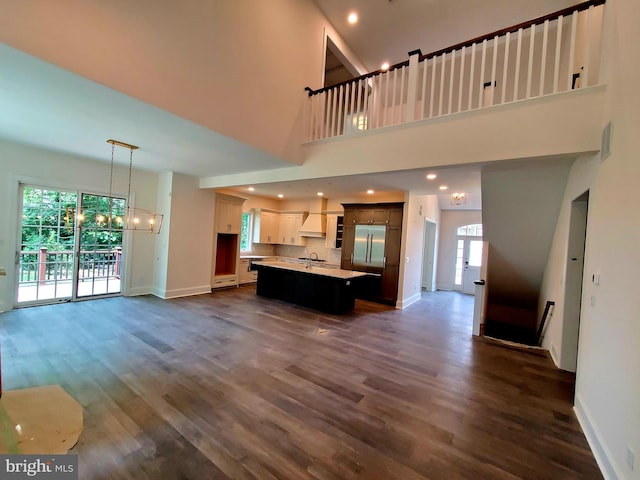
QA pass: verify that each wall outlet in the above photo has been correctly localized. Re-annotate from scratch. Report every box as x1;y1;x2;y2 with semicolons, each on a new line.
627;446;635;471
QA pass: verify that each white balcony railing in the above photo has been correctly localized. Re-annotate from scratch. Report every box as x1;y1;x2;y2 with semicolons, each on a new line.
305;0;605;142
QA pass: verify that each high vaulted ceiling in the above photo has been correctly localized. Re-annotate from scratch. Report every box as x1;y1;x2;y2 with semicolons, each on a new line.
312;0;580;72
0;0;581;206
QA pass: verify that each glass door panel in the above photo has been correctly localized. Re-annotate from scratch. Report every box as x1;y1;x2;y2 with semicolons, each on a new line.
76;194;125;298
17;186;78;305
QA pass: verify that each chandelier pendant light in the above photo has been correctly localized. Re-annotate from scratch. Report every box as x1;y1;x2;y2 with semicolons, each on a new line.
450;192;466;206
106;139;163;234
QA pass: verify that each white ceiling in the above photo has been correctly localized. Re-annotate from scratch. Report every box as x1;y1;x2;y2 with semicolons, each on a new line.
0;44;292;177
1;1;579;208
312;0;580;71
225;164;482;210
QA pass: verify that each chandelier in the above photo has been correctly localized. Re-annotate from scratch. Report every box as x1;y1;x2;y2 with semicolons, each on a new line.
105;139;163;234
451;192;466;205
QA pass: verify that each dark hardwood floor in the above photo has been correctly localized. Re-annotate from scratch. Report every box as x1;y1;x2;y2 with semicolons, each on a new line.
0;287;602;479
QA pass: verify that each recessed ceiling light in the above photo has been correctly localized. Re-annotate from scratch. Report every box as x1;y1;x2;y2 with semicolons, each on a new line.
347;12;358;24
367;189;374;195
248;187;255;191
381;62;390;71
277;194;284;198
426;174;437;180
439;185;448;191
317;192;324;196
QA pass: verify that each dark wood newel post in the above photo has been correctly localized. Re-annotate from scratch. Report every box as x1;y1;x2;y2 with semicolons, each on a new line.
38;247;48;286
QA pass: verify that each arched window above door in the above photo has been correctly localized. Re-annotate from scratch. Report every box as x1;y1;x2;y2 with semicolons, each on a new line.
457;224;483;237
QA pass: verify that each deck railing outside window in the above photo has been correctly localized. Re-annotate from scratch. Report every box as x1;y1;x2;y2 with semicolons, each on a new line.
18;248;123;287
305;0;605;141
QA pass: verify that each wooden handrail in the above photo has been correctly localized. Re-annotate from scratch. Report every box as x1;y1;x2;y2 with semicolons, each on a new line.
307;59;410;96
306;0;605;96
421;0;605;61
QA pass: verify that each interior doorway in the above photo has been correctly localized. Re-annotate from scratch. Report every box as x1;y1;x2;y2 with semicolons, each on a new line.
323;35;358;87
422;220;437;291
560;190;589;372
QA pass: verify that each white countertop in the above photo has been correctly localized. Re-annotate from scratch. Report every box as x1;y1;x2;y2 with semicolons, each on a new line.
253;260;369;280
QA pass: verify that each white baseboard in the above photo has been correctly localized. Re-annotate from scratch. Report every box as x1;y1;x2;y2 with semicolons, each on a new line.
0;300;11;313
125;285;153;297
398;293;421;309
154;285;212;300
549;344;560;368
574;393;623;480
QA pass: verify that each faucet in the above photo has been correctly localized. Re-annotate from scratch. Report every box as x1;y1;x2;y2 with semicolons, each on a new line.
307;252;319;268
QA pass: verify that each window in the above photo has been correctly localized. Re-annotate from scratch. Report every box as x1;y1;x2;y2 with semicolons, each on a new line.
240;212;251;252
456;224;483;237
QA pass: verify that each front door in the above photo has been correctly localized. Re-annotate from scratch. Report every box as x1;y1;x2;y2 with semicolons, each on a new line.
453;224;483;295
461;239;483;294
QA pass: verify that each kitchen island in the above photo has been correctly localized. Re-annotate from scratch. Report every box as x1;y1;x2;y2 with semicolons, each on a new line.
252;260;369;314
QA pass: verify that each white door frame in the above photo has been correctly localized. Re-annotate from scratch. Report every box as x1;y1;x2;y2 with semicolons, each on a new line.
560;191;589;372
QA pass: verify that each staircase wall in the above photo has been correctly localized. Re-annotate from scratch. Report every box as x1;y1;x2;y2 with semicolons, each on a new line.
481;158;572;336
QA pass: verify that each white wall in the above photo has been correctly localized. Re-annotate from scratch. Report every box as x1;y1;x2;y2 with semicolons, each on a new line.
0;0;366;165
153;172;173;297
436;210;482;291
0;139;159;311
398;194;440;308
481;159;571;308
567;1;640;478
202;87;604;189
538;154;599;367
156;173;215;299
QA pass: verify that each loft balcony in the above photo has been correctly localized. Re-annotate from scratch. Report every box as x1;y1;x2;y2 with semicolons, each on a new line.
304;0;605;144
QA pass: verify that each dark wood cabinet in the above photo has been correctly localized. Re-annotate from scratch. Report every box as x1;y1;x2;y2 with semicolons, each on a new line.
387;208;403;227
381;225;402;303
341;225;355;269
335;215;344;248
340;202;404;306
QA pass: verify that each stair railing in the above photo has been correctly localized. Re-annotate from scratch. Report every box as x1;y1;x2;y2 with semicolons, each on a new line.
305;0;605;141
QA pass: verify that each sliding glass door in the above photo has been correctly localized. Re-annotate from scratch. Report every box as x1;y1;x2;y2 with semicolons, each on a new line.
16;185;126;306
17;186;78;305
76;193;125;298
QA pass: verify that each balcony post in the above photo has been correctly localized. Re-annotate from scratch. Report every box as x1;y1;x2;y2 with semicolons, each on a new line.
38;247;47;286
406;49;422;122
114;247;122;277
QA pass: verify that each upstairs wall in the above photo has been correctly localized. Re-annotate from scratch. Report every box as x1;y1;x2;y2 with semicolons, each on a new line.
0;0;365;165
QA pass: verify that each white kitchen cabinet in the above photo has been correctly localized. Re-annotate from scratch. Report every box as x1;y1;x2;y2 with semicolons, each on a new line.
252;209;279;244
215;194;243;233
238;259;258;284
278;213;307;246
211;193;245;289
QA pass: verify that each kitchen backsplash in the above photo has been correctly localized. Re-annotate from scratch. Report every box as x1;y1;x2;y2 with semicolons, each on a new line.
276;237;341;264
248;243;277;256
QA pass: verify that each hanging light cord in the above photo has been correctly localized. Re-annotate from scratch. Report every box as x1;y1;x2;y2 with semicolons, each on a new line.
108;142;115;226
127;147;133;211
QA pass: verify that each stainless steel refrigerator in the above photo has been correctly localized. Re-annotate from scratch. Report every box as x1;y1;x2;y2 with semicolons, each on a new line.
353;225;386;270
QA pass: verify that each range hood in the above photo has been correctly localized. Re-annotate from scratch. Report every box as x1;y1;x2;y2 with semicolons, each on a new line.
299;198;327;237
